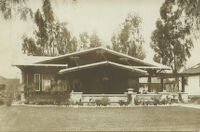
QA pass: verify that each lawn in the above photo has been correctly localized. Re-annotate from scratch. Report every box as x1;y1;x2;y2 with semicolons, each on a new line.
0;106;200;131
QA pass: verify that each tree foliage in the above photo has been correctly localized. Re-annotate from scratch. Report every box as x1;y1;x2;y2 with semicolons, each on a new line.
79;32;89;50
111;12;146;60
151;0;193;73
177;0;200;34
22;0;77;56
78;31;103;51
0;0;32;20
89;32;102;48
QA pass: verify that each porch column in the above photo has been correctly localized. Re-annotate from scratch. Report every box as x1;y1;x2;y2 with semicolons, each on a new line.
181;77;185;92
127;88;136;106
160;78;164;92
21;71;26;103
148;76;151;92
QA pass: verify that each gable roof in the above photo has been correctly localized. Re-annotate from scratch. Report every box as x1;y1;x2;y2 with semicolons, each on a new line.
59;61;148;75
182;63;200;74
35;47;170;69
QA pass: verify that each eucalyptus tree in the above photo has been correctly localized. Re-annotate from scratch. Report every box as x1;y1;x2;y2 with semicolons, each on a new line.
0;0;32;20
177;0;200;38
22;0;77;56
89;32;102;48
151;0;193;74
111;12;146;60
150;0;194;92
79;32;90;50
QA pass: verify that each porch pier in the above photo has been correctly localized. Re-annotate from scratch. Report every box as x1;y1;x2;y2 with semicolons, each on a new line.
148;76;151;92
20;71;25;103
160;78;164;92
127;88;137;105
181;77;185;92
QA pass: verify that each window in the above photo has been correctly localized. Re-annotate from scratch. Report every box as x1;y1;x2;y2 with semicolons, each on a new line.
42;79;51;91
34;74;42;91
184;77;188;86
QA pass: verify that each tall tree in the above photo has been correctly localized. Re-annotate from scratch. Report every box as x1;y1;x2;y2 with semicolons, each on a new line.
111;12;146;60
177;0;200;37
79;32;89;50
151;0;193;73
89;32;102;48
22;0;77;56
0;0;32;20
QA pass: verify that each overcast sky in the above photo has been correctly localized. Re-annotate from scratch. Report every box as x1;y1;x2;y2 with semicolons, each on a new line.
0;0;200;78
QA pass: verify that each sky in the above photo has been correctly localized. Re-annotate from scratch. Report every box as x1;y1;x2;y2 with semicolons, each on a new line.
0;0;200;78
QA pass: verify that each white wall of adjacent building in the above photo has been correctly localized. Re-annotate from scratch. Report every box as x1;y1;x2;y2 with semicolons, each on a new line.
185;75;200;96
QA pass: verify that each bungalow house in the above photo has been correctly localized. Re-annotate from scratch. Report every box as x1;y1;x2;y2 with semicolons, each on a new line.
14;47;173;105
182;63;200;97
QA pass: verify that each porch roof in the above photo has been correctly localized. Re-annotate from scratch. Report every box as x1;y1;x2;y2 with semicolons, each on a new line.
131;66;170;70
143;72;198;78
59;61;148;76
13;64;68;71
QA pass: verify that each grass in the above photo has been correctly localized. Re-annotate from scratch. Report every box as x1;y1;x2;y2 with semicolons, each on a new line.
0;106;200;131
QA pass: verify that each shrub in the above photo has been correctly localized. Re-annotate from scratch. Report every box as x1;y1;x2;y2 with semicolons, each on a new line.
24;100;29;104
152;96;160;105
145;100;154;105
0;99;4;105
95;97;110;106
195;99;200;104
66;99;75;106
119;100;126;106
25;91;70;105
6;97;13;107
127;94;132;105
178;93;183;102
134;97;141;105
95;99;102;106
101;97;110;106
166;96;172;104
189;96;200;104
171;99;178;104
160;99;167;105
76;99;83;106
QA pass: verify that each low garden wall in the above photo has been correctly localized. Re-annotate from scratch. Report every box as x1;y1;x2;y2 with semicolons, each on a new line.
20;90;188;106
82;94;127;106
70;91;185;106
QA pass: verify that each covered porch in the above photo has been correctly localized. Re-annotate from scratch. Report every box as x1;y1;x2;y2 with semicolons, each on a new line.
58;61;148;94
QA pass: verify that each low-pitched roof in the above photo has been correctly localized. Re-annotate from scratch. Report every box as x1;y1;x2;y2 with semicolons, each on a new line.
59;61;148;76
13;64;68;68
36;47;170;69
182;63;200;74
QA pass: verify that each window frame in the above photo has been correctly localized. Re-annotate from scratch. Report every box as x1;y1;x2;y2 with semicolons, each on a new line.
34;74;42;91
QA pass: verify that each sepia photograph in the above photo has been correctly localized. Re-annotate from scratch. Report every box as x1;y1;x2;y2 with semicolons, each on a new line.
0;0;200;131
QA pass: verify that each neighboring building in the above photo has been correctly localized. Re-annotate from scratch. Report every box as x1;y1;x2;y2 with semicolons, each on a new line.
0;84;6;102
14;47;171;104
0;76;20;101
182;63;200;96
